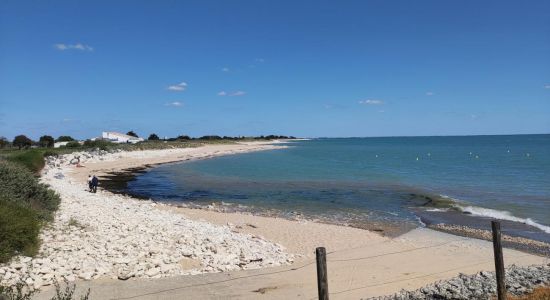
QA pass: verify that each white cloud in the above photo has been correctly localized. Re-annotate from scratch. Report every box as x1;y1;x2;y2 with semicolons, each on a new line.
544;84;550;89
222;67;230;72
54;43;93;51
255;58;265;63
218;90;246;97
358;99;384;105
165;101;183;107
378;110;385;113
167;82;187;91
426;91;434;96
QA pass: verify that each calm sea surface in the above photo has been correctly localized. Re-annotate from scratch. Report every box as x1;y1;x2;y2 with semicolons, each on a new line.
124;135;550;239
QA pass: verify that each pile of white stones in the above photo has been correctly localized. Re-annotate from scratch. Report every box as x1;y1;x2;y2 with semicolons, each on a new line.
0;150;293;290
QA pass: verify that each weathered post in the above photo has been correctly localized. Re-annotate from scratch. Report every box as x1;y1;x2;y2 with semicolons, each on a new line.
316;247;329;300
491;220;506;300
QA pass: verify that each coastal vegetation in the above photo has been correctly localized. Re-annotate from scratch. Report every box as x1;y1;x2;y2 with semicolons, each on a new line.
0;160;60;263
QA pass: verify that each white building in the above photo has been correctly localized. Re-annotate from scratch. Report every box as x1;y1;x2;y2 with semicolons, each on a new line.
54;141;70;148
102;132;144;144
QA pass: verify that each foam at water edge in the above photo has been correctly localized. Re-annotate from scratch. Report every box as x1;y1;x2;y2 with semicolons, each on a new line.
456;205;550;234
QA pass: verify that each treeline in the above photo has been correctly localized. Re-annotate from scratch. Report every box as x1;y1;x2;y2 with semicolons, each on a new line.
0;135;75;150
0;132;296;149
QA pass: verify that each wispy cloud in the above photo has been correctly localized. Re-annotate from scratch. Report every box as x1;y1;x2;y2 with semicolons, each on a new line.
358;99;384;105
167;82;187;91
218;90;246;97
426;91;434;96
255;58;265;63
544;83;550;89
222;67;230;72
54;43;94;51
165;101;183;107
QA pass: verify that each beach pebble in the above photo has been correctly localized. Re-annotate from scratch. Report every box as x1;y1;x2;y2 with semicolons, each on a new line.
0;149;293;290
368;264;550;300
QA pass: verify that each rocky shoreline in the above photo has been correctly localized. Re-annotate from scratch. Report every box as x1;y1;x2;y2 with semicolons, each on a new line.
0;148;294;290
429;224;550;257
367;263;550;300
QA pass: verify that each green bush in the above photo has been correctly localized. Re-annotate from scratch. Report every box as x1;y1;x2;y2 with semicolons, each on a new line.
5;149;46;173
0;199;40;263
82;139;112;151
65;141;80;148
0;160;60;221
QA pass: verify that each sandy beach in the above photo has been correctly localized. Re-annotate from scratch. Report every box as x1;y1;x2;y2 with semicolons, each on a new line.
2;141;546;299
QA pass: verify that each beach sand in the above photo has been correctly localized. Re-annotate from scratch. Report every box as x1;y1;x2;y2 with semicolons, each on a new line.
32;141;547;299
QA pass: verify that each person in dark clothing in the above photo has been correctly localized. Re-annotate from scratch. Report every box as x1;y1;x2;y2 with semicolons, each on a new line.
91;175;99;193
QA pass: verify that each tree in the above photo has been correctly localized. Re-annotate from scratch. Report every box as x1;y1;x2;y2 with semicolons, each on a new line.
147;133;160;141
0;137;8;148
177;135;190;140
12;135;33;149
126;131;138;138
38;135;55;148
56;136;75;142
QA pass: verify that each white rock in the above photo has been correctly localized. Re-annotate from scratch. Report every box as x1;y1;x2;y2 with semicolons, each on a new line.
145;267;160;277
0;148;293;290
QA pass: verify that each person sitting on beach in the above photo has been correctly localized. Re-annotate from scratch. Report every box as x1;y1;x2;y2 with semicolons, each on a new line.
91;175;99;193
87;175;93;192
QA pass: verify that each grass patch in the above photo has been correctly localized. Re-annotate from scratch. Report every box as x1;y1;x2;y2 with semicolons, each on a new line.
5;149;46;173
0;160;60;220
0;199;40;263
0;278;91;300
0;160;59;263
67;217;85;229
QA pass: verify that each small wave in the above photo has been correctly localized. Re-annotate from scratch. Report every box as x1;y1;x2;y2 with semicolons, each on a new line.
426;208;449;212
456;205;550;234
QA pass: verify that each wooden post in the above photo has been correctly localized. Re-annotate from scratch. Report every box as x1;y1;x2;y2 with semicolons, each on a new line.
491;220;506;300
316;247;329;300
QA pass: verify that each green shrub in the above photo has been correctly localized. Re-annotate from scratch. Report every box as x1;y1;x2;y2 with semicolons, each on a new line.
82;139;112;151
0;160;60;221
0;199;40;263
51;279;91;300
65;141;80;148
5;149;46;173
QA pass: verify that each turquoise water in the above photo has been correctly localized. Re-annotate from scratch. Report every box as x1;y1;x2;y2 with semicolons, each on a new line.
126;135;550;236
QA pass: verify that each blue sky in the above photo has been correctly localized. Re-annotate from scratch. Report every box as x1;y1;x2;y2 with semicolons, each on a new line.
1;0;549;139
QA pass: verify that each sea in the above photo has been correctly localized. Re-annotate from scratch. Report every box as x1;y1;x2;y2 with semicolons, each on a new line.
117;135;550;241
